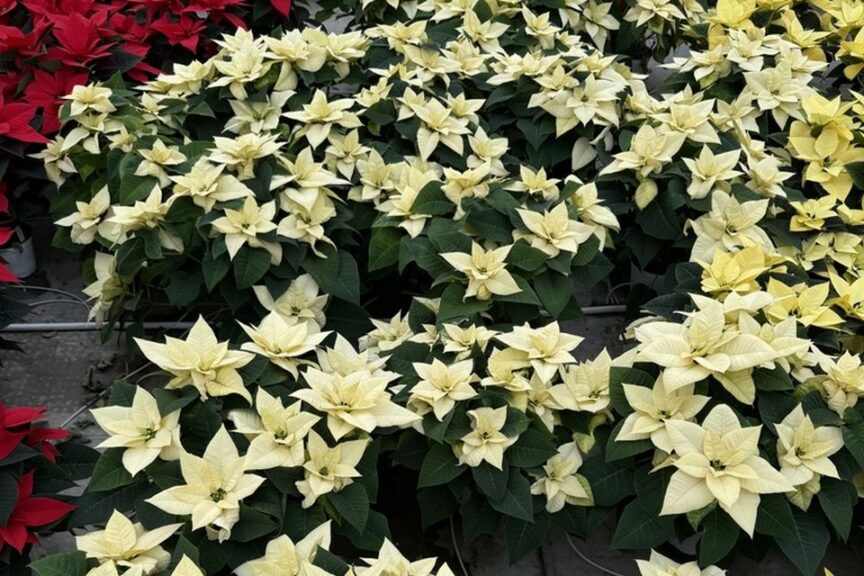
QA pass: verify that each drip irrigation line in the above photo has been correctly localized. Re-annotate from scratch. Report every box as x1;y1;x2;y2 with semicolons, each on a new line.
565;533;625;576
58;317;198;428
26;299;92;311
59;361;155;428
8;284;89;305
450;516;470;576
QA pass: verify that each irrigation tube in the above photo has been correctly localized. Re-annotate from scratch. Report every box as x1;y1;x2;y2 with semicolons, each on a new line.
0;305;628;333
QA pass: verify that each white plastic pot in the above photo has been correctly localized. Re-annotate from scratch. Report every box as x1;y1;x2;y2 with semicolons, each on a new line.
0;226;37;278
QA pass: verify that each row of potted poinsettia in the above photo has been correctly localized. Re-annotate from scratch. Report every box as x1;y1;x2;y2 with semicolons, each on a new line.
0;0;299;282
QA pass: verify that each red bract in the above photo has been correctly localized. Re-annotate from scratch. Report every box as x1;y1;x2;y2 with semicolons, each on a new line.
22;0;100;18
0;22;48;54
151;14;205;53
24;69;88;134
0;402;67;461
24;426;68;462
270;0;290;18
0;100;49;143
45;12;114;67
0;472;76;553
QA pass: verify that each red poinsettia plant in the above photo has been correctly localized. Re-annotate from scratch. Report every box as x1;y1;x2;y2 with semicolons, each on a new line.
0;185;18;283
0;401;68;462
0;402;81;562
0;0;293;279
0;471;75;555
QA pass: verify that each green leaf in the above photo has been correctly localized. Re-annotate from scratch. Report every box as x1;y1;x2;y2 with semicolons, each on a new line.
231;505;280;542
0;473;18;525
340;509;391;551
754;366;793;391
399;236;450;278
109;380;137;406
189;101;216;118
418;443;464;488
571;234;601;266
86;448;136;492
842;421;864;469
846;161;864;189
57;442;100;480
437;282;491;323
203;251;231;292
303;248;360;304
507;428;557;468
611;497;675;549
30;552;89;576
324;298;372;341
116;238;147;276
638;187;684;240
775;511;830;576
609;367;655;416
427;218;472;253
571;253;614;287
179;401;222;455
606;420;653;462
0;444;40;468
368;227;401;271
473;462;509;501
392;431;428;471
497;275;541;306
411;181;453;216
422;409;454;443
755;493;796;539
417;485;459;527
506;513;549;564
283;500;327;541
489;468;534;522
147;460;184;490
517;117;555;150
460;497;500;545
506;242;547;271
580;457;634;507
68;482;149;527
312;549;351;576
466;207;514;243
233;247;271;289
533;270;572;318
817;478;855;541
165;271;202;307
328;482;370;532
699;509;739;566
171;535;200;566
153;387;198;417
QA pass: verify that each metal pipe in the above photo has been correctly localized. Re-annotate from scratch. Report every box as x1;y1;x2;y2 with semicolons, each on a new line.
0;305;629;333
1;321;196;333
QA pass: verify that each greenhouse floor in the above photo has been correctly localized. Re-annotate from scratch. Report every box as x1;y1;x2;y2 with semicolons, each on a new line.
1;222;858;575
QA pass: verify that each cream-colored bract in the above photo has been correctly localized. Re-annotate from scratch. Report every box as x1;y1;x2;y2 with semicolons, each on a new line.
234;522;333;576
91;386;182;476
660;404;793;536
145;426;264;541
135;316;254;403
635;550;725;576
77;511;181;576
296;430;367;508
228;387;320;470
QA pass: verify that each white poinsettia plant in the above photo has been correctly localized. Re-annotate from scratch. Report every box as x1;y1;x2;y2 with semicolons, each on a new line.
32;0;864;574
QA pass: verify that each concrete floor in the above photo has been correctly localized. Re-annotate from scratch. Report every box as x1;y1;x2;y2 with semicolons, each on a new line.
2;223;859;575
